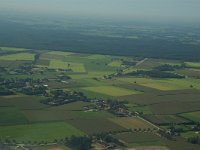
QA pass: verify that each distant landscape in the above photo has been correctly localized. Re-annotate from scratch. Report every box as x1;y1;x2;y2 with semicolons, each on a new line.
0;0;200;149
0;14;200;61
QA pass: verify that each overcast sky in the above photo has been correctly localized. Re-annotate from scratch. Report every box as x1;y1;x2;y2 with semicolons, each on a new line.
0;0;200;22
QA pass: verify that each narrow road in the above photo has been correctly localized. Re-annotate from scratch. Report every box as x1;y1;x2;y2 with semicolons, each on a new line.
137;116;160;130
136;58;148;66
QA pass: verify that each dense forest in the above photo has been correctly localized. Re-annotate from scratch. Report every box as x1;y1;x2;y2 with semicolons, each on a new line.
0;17;200;61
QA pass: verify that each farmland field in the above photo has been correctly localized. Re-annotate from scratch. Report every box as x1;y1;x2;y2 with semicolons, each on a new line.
0;48;200;149
110;117;154;129
82;85;141;96
118;77;200;90
0;122;84;142
49;60;85;72
0;53;35;60
144;115;190;125
113;132;163;147
180;111;200;122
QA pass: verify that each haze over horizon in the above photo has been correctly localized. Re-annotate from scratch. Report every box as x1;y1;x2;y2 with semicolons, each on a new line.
0;0;200;23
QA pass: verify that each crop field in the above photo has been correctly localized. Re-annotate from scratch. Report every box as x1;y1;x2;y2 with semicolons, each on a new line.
108;60;122;67
118;77;200;90
0;48;200;149
144;115;190;125
180;111;200;122
82;85;141;96
110;117;154;129
0;47;30;51
47;51;74;56
36;59;50;66
0;53;35;60
68;118;125;134
185;62;200;68
113;132;163;147
49;60;86;72
175;68;200;78
0;107;28;125
40;53;65;60
0;122;84;142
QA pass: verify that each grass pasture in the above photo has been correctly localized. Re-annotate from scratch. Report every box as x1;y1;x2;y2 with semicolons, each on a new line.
186;62;200;68
82;86;140;97
49;60;85;72
47;51;74;56
108;60;122;67
68;118;125;134
0;53;35;61
0;107;28;125
110;117;154;129
36;59;50;66
22;110;78;122
0;47;30;51
0;122;84;142
118;77;200;90
113;132;163;147
180;111;200;122
144;115;190;125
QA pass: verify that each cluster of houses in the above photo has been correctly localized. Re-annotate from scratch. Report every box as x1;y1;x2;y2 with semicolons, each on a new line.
84;99;132;117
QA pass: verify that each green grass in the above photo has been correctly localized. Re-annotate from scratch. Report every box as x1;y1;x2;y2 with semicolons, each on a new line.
186;62;200;68
0;47;30;51
68;118;125;134
82;85;141;96
0;107;28;125
180;111;200;122
86;54;109;60
114;132;164;147
49;60;85;72
0;122;84;142
108;60;122;67
181;131;200;138
47;51;74;56
118;77;200;90
0;53;35;61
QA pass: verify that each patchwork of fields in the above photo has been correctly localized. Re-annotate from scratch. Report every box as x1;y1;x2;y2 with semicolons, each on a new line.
0;48;200;150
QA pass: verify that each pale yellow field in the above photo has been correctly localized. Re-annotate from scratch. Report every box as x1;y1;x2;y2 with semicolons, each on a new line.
82;86;141;96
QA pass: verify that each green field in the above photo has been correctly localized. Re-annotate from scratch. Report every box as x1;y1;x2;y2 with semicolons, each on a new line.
0;107;28;125
82;85;141;96
186;62;200;68
180;111;200;122
118;77;200;90
47;51;74;56
0;122;84;142
68;118;125;134
0;53;35;60
114;132;163;147
49;60;85;72
0;48;200;149
0;47;30;51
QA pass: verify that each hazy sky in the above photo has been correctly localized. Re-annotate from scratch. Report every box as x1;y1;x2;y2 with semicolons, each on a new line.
0;0;200;22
